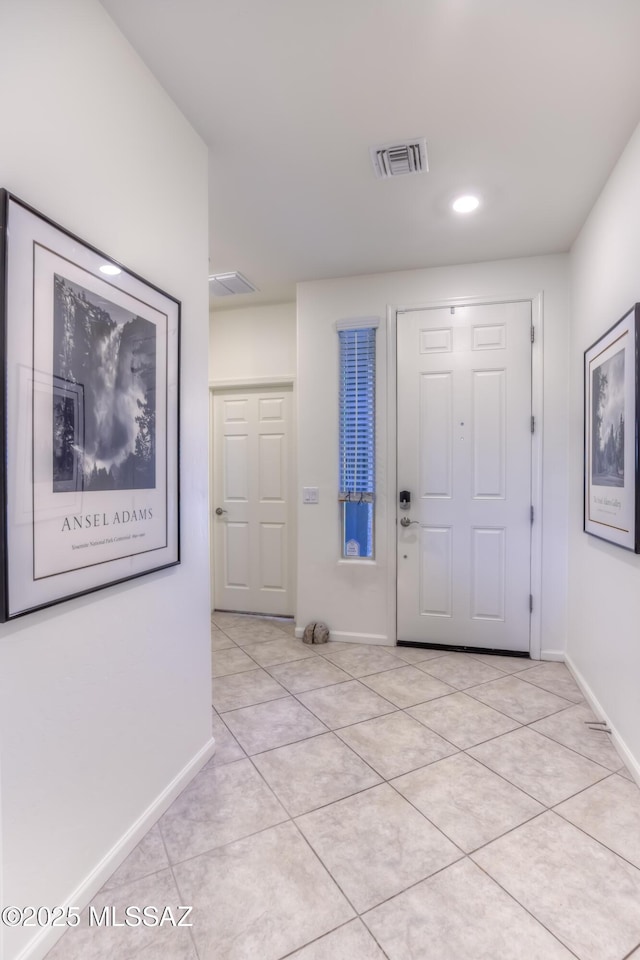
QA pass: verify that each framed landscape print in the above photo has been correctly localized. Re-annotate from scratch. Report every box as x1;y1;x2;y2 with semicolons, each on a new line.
584;304;640;552
0;191;180;620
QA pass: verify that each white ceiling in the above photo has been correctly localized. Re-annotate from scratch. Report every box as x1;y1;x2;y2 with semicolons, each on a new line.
101;0;640;307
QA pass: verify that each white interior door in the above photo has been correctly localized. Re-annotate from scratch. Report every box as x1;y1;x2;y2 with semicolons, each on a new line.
213;386;294;616
397;302;532;652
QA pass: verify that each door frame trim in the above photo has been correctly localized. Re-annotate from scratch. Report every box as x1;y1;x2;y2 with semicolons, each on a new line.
386;293;544;660
208;380;297;616
209;376;295;390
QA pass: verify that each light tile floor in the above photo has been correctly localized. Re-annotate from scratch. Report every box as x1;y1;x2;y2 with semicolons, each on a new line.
46;614;640;960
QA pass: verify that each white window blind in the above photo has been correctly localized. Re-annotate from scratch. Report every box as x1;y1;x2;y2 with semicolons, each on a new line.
338;325;376;558
339;326;376;502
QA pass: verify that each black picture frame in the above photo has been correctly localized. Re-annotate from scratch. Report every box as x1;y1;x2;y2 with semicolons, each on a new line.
0;190;180;620
584;303;640;552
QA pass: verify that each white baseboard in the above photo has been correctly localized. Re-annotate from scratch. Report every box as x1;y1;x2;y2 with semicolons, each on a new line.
294;627;391;646
539;648;565;662
565;654;640;787
19;737;216;960
293;629;566;657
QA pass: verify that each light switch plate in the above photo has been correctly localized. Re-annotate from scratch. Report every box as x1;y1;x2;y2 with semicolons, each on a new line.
302;486;319;504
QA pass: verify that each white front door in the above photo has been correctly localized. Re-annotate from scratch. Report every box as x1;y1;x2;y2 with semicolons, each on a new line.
397;302;532;652
212;386;294;616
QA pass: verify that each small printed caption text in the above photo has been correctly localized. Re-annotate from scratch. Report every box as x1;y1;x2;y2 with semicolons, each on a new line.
0;906;193;928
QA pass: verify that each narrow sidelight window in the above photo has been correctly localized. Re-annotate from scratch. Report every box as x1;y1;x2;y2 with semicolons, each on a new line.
338;323;377;558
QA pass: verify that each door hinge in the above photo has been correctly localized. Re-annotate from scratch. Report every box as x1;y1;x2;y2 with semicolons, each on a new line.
531;326;535;343
531;415;535;434
529;594;533;613
530;505;534;524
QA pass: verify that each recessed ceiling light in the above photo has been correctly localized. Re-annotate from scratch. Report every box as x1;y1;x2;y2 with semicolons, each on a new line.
99;263;121;276
452;195;480;213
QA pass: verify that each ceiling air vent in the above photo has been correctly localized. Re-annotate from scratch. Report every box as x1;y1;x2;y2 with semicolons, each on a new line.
208;271;258;296
370;138;428;179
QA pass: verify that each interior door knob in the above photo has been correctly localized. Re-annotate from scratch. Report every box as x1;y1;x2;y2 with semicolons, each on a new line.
400;516;419;527
215;507;227;515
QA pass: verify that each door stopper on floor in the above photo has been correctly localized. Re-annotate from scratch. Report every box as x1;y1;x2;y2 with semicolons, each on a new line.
303;622;330;644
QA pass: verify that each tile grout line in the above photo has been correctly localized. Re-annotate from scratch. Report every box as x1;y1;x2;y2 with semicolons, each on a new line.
550;773;640;874
214;659;617;790
289;805;480;948
333;716;460;779
274;918;392;960
156;759;444;880
459;742;592;810
289;816;363;918
211;711;248;761
357;855;475;921
463;684;575;724
523;722;623;775
225;674;544;765
156;817;203;960
213;638;319;674
215;673;611;795
207;621;640;957
514;666;585;700
212;663;290;709
460;745;637;855
215;675;359;713
469;854;583;959
244;694;568;947
215;640;583;727
375;742;567;869
290;775;387;822
245;750;301;822
263;656;352;684
157;800;292;874
398;698;520;750
227;712;330;756
231;701;544;891
288;678;400;729
622;941;640;960
215;690;290;713
463;808;553;858
469;726;595;800
381;770;471;856
252;732;387;818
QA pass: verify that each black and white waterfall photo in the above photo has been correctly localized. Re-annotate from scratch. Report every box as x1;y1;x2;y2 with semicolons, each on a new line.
591;347;625;488
52;274;157;493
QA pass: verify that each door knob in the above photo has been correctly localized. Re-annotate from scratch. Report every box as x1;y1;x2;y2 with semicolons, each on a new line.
400;516;419;527
215;507;227;516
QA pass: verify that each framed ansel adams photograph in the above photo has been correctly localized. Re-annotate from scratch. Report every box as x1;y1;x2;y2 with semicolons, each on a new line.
0;191;180;620
584;304;640;552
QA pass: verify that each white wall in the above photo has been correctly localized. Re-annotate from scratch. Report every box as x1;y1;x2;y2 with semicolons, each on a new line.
209;302;296;382
297;255;569;655
0;4;212;959
568;120;640;773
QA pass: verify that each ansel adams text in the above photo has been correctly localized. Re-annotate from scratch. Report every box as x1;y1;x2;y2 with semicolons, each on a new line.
61;508;153;532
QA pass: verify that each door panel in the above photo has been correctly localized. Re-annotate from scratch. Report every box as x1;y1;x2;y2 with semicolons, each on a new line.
259;433;285;500
397;302;531;652
471;526;506;620
472;369;505;498
420;526;453;617
213;386;293;615
420;373;453;497
224;434;249;500
225;522;250;588
260;523;286;589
